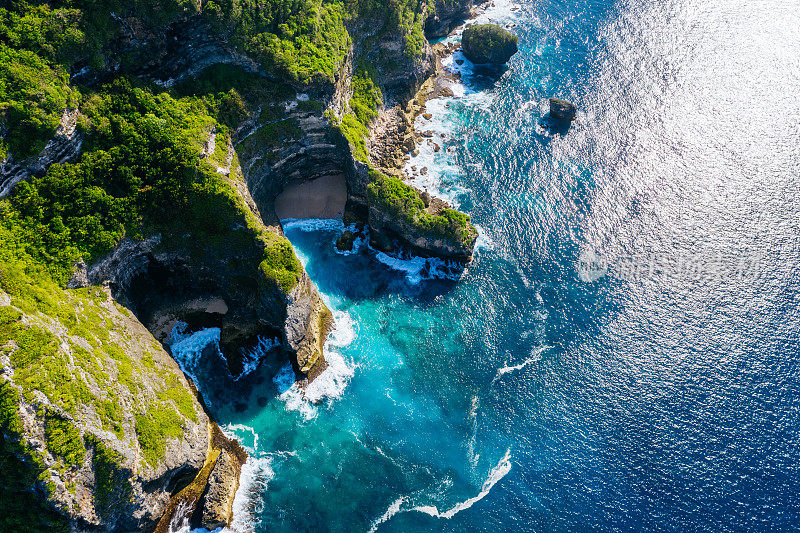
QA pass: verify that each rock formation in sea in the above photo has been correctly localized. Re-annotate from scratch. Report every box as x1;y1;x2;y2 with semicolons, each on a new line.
549;97;578;121
461;23;519;65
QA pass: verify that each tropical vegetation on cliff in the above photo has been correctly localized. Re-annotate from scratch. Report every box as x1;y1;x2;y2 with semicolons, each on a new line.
367;172;475;247
0;0;477;527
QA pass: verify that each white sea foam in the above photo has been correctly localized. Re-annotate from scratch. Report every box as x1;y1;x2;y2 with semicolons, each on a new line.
273;310;357;420
412;449;512;519
368;496;408;533
225;455;274;533
492;345;550;383
403;1;522;209
374;251;464;284
186;454;276;533
467;396;480;468
281;217;344;232
169;324;220;381
223;424;260;451
473;224;494;252
236;335;280;381
369;450;513;529
169;322;278;382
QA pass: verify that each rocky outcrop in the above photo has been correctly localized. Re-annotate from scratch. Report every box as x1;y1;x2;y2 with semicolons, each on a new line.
0;283;209;531
367;193;477;262
461;23;518;64
154;422;246;533
425;0;474;38
285;273;335;374
67;126;334;382
0;108;83;197
199;449;240;529
549;97;577;121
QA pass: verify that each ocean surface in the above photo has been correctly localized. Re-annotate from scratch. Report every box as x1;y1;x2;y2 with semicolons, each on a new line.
178;0;800;531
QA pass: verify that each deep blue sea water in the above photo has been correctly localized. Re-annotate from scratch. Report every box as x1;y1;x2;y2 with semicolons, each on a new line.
181;0;800;531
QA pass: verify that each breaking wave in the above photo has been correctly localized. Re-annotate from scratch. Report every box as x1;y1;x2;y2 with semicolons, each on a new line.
168;323;220;382
374;251;465;284
368;449;512;530
273;310;357;420
492;345;551;383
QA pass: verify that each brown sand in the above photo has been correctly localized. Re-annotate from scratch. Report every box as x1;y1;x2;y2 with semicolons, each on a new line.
274;174;347;220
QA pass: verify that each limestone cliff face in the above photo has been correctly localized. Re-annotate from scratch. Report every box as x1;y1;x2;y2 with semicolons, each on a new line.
0;108;83;197
426;0;474;38
367;197;478;262
0;284;208;531
69;129;333;382
285;272;335;375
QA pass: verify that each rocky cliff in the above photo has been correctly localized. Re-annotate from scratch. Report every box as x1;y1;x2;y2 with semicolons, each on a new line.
0;0;479;529
0;277;208;531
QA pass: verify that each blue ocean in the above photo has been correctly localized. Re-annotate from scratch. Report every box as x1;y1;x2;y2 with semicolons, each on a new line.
178;0;800;530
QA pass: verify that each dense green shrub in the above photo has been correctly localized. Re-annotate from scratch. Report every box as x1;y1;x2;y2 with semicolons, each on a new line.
205;0;351;84
44;415;86;467
461;23;518;64
0;44;78;159
350;63;382;125
367;171;474;245
333;62;381;162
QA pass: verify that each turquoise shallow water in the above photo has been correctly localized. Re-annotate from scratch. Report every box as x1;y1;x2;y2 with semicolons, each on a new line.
183;0;800;531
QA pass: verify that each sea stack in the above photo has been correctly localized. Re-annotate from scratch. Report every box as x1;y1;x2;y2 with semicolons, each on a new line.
549;98;577;121
461;24;519;65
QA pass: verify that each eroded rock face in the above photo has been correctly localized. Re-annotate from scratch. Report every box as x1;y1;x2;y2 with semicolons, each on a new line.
200;450;240;530
0;284;209;532
425;0;473;38
367;197;477;263
0;108;83;197
461;23;519;65
285;273;334;373
549;97;577;121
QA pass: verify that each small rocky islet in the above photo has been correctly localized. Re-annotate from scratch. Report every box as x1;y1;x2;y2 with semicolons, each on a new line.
461;23;519;65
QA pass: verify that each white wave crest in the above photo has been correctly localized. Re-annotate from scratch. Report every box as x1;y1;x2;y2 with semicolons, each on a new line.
235;335;280;381
492;345;550;383
222;424;260;452
368;496;408;533
369;450;513;529
412;449;512;519
225;455;274;533
169;324;220;381
282;218;344;232
374;251;464;284
273;310;357;420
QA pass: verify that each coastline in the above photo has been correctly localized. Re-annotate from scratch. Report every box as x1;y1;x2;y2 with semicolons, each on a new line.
369;0;521;204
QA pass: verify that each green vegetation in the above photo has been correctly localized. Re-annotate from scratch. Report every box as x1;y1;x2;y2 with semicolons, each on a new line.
0;433;69;532
44;415;86;467
207;0;350;85
86;434;131;514
0;44;78;159
460;23;518;64
204;0;432;84
367;171;475;245
355;0;432;59
350;63;382;125
333;62;382;162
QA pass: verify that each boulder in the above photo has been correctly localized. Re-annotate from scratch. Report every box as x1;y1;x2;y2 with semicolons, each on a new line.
336;230;357;252
200;450;240;530
549;98;577;121
461;24;518;65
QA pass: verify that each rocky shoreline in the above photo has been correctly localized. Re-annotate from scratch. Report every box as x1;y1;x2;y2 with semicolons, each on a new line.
0;1;493;530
